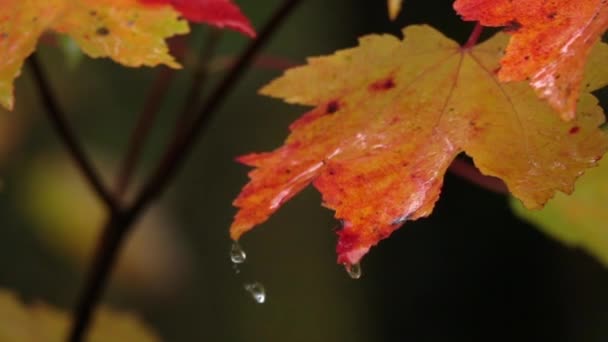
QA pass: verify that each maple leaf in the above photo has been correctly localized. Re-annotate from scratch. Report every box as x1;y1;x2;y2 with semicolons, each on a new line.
0;288;159;341
388;0;403;20
230;25;608;266
454;0;608;120
512;159;608;266
139;0;255;37
0;0;189;111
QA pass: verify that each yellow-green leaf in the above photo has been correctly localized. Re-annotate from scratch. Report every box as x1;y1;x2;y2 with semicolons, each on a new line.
512;159;608;265
0;288;159;341
19;153;191;296
0;0;189;110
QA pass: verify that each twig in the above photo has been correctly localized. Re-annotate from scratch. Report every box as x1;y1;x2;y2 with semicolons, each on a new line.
68;1;302;341
449;158;509;194
113;36;189;198
130;0;303;219
174;29;223;133
113;67;176;199
28;54;118;213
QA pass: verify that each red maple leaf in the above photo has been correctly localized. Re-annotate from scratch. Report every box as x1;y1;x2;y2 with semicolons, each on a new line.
454;0;608;120
139;0;255;37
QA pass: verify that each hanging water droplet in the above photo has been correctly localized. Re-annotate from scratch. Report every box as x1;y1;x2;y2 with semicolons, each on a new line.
244;282;266;303
345;262;362;279
230;241;247;264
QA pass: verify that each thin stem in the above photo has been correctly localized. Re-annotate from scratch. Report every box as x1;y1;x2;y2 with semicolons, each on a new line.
209;53;297;74
174;29;223;133
130;0;302;219
463;22;484;49
28;54;118;213
113;36;189;199
449;158;509;194
68;1;302;340
113;67;176;198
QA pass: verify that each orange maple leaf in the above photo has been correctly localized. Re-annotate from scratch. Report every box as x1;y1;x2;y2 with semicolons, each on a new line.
0;288;160;341
230;25;608;266
454;0;608;120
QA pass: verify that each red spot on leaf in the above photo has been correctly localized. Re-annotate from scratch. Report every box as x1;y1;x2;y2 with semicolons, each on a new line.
326;100;340;114
569;126;580;134
369;77;396;91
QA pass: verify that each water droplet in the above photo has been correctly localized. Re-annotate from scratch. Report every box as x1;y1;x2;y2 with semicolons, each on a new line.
345;262;362;279
230;241;246;264
244;282;266;303
232;263;241;274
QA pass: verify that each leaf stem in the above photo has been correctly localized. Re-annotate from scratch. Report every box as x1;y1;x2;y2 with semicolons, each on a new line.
463;22;484;49
449;158;509;194
28;54;118;213
68;1;302;341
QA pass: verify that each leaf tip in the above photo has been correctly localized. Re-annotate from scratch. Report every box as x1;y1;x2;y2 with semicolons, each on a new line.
387;0;403;21
336;227;370;266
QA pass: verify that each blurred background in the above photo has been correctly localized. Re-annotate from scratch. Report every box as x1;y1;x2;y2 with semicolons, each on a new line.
1;0;608;341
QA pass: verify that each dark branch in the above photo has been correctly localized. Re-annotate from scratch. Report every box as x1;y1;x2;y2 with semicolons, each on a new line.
28;54;118;213
113;36;191;199
113;67;176;199
175;29;223;133
68;1;302;341
130;0;303;219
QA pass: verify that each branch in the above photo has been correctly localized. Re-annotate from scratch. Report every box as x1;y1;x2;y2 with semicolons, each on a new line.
113;36;190;198
28;54;118;213
174;29;223;133
130;0;303;219
68;1;302;341
113;66;176;198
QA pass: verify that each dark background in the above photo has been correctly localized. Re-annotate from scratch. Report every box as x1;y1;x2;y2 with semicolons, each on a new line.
1;0;608;341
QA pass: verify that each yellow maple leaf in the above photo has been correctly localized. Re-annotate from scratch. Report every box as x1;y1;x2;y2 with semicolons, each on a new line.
0;0;189;110
230;25;608;265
